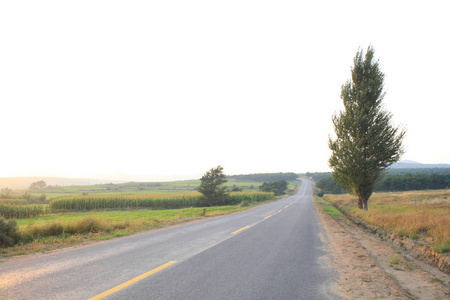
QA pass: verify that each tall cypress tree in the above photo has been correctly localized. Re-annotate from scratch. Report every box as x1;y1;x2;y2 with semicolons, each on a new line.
328;46;405;210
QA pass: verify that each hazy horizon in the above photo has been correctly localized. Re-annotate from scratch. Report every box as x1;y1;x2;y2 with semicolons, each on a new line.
2;159;449;182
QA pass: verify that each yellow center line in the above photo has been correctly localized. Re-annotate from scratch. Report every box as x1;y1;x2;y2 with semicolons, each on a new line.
231;225;250;235
278;210;283;213
89;261;177;300
264;215;272;219
285;205;289;208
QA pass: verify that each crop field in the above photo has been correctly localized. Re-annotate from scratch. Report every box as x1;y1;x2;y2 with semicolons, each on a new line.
1;179;298;206
0;199;28;205
6;179;284;202
0;179;300;256
48;192;274;210
0;191;275;220
0;204;50;219
324;189;450;253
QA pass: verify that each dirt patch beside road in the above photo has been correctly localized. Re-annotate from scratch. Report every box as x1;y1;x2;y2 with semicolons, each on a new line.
315;201;450;299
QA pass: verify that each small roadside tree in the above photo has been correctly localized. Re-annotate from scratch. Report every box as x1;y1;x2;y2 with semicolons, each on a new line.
197;165;228;206
328;46;405;211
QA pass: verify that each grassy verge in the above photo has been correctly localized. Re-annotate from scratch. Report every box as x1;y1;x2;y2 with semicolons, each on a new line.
0;202;265;257
324;189;450;253
313;195;345;220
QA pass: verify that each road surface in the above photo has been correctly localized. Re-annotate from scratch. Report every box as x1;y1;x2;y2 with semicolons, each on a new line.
0;179;339;299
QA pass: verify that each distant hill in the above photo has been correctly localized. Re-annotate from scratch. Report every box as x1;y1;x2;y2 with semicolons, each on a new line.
390;160;450;169
0;177;124;190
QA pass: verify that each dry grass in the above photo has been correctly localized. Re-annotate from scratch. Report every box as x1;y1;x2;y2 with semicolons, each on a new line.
324;189;450;253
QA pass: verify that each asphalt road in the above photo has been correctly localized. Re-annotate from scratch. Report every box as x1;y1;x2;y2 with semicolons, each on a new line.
0;180;339;300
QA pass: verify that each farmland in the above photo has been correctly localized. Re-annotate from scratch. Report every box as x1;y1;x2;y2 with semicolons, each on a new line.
0;178;300;256
323;189;450;253
1;205;253;256
48;192;274;210
0;191;274;218
2;179;266;202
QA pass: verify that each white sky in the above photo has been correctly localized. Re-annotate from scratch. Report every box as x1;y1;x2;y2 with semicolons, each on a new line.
1;1;449;180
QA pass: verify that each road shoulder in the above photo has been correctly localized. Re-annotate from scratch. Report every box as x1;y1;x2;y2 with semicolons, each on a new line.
314;197;450;299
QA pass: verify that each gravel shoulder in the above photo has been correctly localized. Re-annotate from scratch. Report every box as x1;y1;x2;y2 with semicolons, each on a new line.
314;200;450;299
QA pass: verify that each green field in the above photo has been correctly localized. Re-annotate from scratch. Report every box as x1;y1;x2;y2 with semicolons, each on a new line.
16;206;246;227
0;178;300;256
7;179;276;202
0;205;254;256
1;200;281;257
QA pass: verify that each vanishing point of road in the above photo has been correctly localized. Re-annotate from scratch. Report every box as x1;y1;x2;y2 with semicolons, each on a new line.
1;179;339;299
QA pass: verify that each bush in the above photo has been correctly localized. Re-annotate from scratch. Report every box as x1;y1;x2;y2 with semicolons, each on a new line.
316;189;325;197
240;200;250;207
259;180;288;196
315;177;346;194
22;217;114;238
0;217;18;247
231;185;243;192
70;217;107;234
28;221;65;237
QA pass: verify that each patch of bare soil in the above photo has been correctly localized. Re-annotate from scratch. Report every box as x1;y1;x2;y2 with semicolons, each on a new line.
315;204;450;299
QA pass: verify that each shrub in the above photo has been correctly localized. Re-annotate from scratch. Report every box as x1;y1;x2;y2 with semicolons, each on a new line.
316;189;325;197
231;185;243;192
315;177;346;194
28;221;65;237
259;180;288;196
240;200;250;207
22;217;114;238
0;217;18;247
67;217;109;234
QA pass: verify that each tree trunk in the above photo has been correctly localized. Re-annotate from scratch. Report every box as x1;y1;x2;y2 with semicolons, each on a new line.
357;197;363;209
357;195;369;210
363;199;368;211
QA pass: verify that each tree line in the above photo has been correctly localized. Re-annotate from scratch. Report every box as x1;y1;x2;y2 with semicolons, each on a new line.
387;167;450;175
316;172;450;194
375;173;450;191
227;172;298;182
